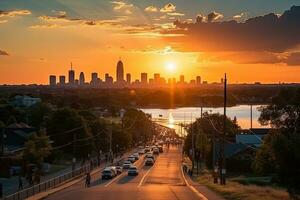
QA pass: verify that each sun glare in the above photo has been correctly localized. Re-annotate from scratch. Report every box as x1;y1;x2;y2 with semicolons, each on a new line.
166;62;176;73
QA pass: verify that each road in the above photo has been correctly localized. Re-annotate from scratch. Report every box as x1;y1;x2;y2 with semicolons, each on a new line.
46;146;207;200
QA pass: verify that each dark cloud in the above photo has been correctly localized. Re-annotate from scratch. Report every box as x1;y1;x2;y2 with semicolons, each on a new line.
0;50;9;56
207;11;223;22
164;6;300;53
286;52;300;66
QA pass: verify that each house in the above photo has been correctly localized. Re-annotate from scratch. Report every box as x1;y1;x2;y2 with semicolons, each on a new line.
3;122;36;154
10;95;41;108
236;128;271;147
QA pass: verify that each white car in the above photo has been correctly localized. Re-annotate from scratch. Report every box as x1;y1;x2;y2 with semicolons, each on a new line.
132;153;139;160
128;166;139;176
128;156;136;163
123;161;132;169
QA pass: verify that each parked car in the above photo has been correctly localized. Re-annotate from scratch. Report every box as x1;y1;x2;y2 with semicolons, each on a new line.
145;158;154;166
128;166;139;176
102;168;116;179
123;161;132;169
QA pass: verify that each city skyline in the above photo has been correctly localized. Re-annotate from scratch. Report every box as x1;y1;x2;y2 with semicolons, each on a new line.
1;1;300;84
48;59;207;88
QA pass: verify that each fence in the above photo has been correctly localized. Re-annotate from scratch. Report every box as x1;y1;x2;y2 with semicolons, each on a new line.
2;156;103;200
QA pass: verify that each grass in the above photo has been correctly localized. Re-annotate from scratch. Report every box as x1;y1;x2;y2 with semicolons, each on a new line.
196;171;290;200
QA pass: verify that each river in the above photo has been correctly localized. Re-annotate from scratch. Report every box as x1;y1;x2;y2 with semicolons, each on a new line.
141;105;267;136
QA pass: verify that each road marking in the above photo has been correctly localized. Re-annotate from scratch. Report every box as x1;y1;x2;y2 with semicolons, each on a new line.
104;173;125;187
181;165;208;200
138;167;152;187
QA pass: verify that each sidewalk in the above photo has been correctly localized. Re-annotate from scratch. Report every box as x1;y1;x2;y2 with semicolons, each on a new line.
25;150;135;200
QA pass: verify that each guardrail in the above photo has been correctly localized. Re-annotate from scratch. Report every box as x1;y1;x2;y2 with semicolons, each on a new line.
2;157;100;200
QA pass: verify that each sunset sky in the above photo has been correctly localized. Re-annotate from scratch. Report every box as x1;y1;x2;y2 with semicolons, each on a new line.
1;0;300;84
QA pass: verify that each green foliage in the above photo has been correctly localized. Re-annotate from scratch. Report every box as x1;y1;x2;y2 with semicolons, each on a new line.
256;88;300;198
184;112;240;169
23;131;52;168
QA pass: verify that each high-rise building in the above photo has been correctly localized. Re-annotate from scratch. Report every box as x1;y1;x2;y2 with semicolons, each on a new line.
91;73;98;86
126;73;131;84
79;72;85;85
179;75;185;83
154;73;160;84
196;76;201;84
141;73;148;84
68;63;75;85
49;75;56;86
221;78;224;84
105;73;113;84
116;59;124;83
59;76;65;85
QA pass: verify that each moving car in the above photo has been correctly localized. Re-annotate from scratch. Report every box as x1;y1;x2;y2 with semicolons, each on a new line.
123;161;132;169
132;153;139;160
138;149;145;154
153;147;159;155
145;158;154;166
102;168;116;179
145;153;155;161
116;166;123;174
158;146;163;153
128;156;136;163
128;166;139;176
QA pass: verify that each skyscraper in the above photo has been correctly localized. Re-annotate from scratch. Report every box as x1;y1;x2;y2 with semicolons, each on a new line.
196;76;201;84
126;73;131;84
79;72;85;85
179;75;185;83
59;76;65;85
91;73;98;86
68;63;75;85
116;59;124;83
154;73;160;85
49;75;56;86
141;73;148;84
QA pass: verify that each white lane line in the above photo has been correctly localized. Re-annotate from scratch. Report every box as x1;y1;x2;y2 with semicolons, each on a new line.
138;167;152;187
104;173;125;187
181;166;208;200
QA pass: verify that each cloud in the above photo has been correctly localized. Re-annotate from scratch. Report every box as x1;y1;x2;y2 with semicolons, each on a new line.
233;12;246;20
111;1;133;14
207;11;223;22
0;50;9;56
0;9;31;18
145;6;158;12
286;52;300;66
164;6;300;53
0;19;8;24
167;12;185;17
160;3;176;13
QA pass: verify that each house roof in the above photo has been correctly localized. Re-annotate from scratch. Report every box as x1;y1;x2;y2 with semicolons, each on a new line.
7;122;32;129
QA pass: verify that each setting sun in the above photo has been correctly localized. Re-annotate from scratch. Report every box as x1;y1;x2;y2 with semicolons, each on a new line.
166;62;176;73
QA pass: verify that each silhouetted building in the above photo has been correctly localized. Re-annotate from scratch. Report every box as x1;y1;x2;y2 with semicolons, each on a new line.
91;73;98;86
126;73;131;84
59;76;65;85
221;78;224;84
49;75;56;86
154;73;160;84
196;76;201;84
75;79;79;85
116;59;124;83
141;73;148;84
68;63;75;85
179;75;185;83
105;73;113;85
79;72;85;85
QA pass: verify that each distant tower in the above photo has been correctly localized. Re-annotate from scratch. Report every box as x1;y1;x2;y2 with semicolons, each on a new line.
179;75;185;83
126;73;131;84
59;76;66;85
91;73;98;85
141;73;148;84
49;75;56;86
68;62;75;85
196;76;201;84
79;72;85;85
116;59;124;83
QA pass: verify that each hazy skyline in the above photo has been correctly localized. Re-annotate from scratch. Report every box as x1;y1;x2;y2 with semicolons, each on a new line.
1;0;300;84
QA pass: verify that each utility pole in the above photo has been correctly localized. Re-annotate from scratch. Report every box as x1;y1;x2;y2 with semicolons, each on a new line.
250;104;253;129
220;73;227;185
72;132;76;176
109;119;113;163
191;113;194;174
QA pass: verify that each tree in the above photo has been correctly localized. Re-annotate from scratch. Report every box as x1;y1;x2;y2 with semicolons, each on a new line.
23;131;52;168
184;112;240;168
256;88;300;198
46;108;93;159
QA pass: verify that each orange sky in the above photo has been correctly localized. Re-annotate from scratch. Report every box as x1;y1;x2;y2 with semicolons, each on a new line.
0;1;300;84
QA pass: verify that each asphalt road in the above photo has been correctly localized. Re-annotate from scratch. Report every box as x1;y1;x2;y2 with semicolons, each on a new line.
46;146;206;200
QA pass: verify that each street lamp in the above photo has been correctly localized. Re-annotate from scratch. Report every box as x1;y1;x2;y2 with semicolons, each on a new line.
120;109;125;128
